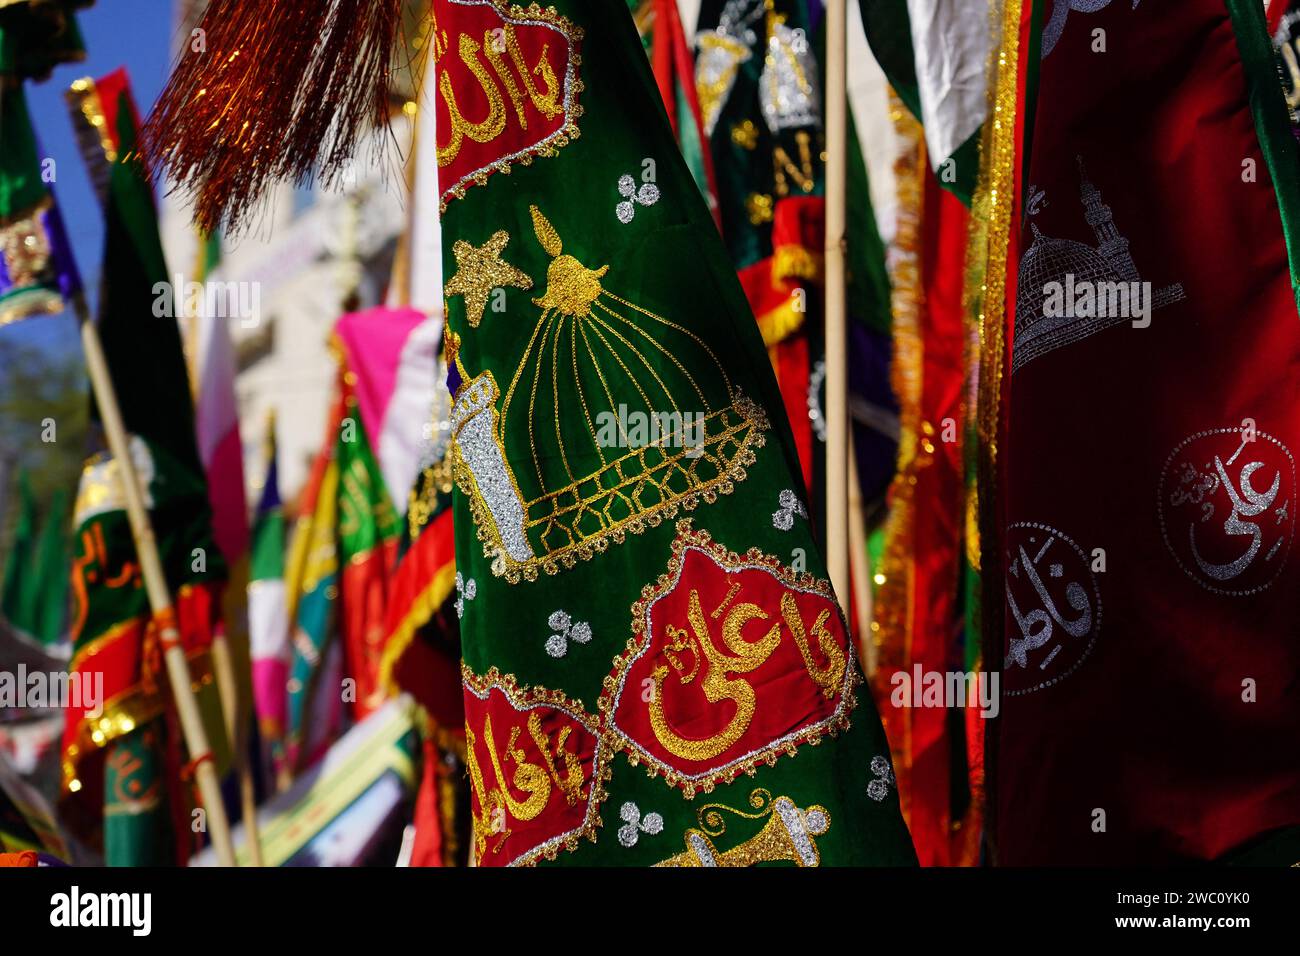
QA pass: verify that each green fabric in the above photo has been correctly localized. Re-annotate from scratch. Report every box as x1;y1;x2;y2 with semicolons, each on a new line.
94;89;202;467
698;0;823;270
1226;0;1300;316
249;507;285;582
337;405;401;560
829;26;893;337
102;721;175;867
1222;824;1300;865
857;0;977;204
0;85;46;221
0;471;38;636
71;77;228;864
32;487;69;646
630;0;714;208
857;0;922;123
0;0;86;81
442;0;914;866
0;474;64;647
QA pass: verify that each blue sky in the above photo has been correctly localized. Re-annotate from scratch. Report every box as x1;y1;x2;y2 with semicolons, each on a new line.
6;0;173;359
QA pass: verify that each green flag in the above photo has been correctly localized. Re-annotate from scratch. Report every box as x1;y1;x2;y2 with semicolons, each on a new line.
0;471;39;640
61;69;228;866
858;0;986;204
32;487;70;647
434;0;913;866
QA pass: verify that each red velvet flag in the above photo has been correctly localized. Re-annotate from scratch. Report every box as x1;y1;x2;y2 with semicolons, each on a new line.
996;0;1300;863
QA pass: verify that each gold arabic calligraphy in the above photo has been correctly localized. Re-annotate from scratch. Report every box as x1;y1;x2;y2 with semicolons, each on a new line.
466;708;586;857
436;23;564;168
648;586;846;762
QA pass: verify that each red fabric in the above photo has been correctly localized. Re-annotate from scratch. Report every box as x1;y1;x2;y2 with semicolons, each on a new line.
0;851;38;867
464;680;600;867
408;736;445;867
1268;0;1288;34
903;179;971;867
432;0;579;205
605;539;850;788
996;1;1300;863
339;537;400;720
651;0;676;137
652;0;721;229
775;334;814;501
383;508;464;730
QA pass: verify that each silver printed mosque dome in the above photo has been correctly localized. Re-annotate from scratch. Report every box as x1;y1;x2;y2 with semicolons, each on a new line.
1014;223;1118;332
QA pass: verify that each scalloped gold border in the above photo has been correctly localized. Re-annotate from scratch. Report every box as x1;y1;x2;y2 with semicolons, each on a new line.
597;519;858;798
438;1;586;212
460;663;610;866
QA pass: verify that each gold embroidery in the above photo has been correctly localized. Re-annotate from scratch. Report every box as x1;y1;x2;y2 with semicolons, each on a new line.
481;24;564;126
450;209;769;582
600;520;858;797
438;32;508;167
773;130;815;196
695;30;751;135
528;205;608;319
461;664;609;867
648;589;779;762
781;592;844;698
655;788;832;867
730;120;759;150
746;192;774;225
444;230;534;329
435;1;584;210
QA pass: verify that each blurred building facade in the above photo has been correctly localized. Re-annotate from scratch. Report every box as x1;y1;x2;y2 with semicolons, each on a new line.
160;0;422;504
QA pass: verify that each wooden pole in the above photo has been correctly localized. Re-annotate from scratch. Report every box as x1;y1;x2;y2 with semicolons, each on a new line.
847;429;876;676
824;0;851;608
209;632;264;865
409;36;442;315
190;239;266;866
75;296;238;867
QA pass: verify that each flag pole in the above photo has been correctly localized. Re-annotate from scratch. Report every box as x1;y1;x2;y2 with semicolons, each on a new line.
190;235;266;866
824;0;851;607
209;627;264;865
74;294;238;868
847;429;876;675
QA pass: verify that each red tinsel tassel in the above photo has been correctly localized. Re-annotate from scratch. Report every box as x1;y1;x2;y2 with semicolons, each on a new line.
142;0;405;233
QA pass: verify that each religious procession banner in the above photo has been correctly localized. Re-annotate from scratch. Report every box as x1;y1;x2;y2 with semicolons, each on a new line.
61;69;229;865
249;417;290;774
994;0;1300;863
628;0;720;223
434;0;914;866
0;79;81;326
857;0;989;204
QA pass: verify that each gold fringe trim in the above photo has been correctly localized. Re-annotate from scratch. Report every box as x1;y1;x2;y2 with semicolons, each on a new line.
755;299;805;347
869;90;928;829
771;244;823;285
872;90;926;691
963;0;1025;581
376;561;458;699
61;650;216;793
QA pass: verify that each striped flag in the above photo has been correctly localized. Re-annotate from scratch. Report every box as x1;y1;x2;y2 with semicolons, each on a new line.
248;415;289;772
858;0;990;203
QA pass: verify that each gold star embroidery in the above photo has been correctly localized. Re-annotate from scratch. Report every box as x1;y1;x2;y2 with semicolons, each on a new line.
444;231;533;328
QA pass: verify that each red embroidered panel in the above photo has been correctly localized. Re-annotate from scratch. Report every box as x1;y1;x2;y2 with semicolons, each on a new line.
600;521;855;796
462;666;605;866
434;0;584;210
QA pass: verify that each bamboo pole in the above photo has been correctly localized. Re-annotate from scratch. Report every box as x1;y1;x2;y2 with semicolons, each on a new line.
824;0;850;607
75;295;238;868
